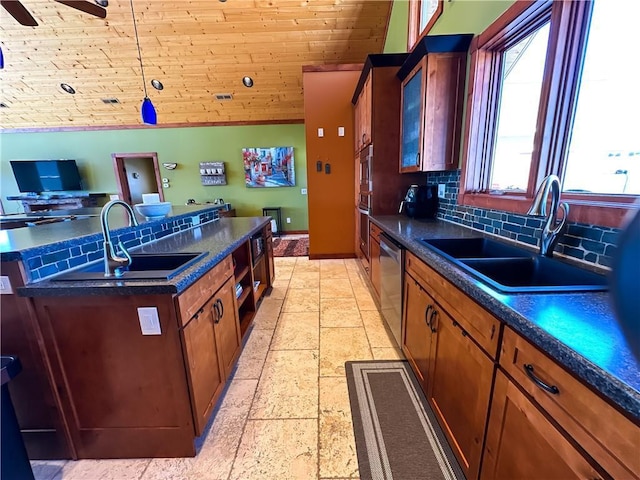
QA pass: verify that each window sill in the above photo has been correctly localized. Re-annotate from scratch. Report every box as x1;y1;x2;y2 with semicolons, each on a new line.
458;192;638;229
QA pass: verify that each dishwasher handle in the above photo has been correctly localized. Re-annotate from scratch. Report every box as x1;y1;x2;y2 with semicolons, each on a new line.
380;234;403;263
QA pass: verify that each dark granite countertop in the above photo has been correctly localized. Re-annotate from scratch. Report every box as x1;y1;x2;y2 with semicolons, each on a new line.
0;204;229;260
370;215;640;421
18;217;270;297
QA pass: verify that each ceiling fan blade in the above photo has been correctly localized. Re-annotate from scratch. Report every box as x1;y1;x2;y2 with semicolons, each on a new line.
53;0;107;19
0;1;39;26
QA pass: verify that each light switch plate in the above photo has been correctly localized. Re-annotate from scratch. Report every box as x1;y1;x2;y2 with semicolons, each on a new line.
438;184;446;198
301;188;307;195
0;276;13;294
137;307;162;335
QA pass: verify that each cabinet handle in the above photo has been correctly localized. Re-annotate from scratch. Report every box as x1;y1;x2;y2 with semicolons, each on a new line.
429;309;438;333
217;298;224;320
362;133;366;143
425;305;433;326
415;152;420;167
212;302;220;324
523;364;560;395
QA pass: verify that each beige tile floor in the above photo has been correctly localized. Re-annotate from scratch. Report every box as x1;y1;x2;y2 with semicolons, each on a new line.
31;256;403;480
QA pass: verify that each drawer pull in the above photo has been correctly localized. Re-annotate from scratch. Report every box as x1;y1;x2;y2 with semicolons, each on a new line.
429;309;438;333
524;364;559;395
452;319;467;337
425;305;433;326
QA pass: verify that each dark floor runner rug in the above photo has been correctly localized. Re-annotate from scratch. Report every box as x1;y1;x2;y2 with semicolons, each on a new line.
271;237;309;257
345;360;465;480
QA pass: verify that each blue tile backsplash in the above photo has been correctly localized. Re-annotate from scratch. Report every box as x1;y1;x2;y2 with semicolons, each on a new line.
426;170;620;269
23;209;220;282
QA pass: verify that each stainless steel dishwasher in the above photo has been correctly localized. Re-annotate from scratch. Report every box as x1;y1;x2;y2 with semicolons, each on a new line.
379;233;404;347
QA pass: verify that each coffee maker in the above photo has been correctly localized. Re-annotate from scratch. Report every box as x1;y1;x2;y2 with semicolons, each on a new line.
399;184;439;219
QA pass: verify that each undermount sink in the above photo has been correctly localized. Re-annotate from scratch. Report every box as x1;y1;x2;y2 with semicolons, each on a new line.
52;252;207;281
419;237;608;293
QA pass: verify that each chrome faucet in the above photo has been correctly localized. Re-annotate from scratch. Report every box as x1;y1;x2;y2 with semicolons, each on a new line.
100;200;139;277
526;174;569;257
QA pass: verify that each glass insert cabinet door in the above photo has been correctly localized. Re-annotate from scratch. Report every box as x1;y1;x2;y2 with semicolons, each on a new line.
400;63;425;171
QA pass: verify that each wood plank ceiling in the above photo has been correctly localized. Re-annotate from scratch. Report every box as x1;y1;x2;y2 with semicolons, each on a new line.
0;0;392;130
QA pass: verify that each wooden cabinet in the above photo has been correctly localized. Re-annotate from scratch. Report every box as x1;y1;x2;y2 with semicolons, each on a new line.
403;250;498;479
402;272;433;390
482;370;606;480
181;295;225;437
353;72;372;152
427;305;494;480
495;327;640;479
265;223;275;286
398;35;472;173
212;277;241;378
368;222;382;299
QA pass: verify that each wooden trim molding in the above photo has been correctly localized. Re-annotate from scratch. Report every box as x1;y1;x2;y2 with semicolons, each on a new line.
407;0;443;51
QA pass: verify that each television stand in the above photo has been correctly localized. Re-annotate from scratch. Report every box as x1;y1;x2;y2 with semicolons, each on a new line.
6;193;108;213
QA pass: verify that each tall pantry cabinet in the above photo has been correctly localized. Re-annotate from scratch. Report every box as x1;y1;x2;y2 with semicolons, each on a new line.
303;65;362;258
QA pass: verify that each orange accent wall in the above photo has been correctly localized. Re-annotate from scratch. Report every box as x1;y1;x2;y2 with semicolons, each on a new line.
303;67;361;257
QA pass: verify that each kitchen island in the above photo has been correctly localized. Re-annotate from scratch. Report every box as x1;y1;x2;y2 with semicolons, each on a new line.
1;205;275;459
370;215;639;479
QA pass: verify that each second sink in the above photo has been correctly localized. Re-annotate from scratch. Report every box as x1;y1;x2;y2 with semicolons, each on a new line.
419;237;608;293
52;252;207;281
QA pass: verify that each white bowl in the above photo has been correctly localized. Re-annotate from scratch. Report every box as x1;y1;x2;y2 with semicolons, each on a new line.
134;202;172;219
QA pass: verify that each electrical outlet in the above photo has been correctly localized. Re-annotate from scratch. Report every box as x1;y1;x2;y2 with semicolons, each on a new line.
137;307;162;335
317;128;324;138
0;276;13;295
286;217;291;223
301;188;307;195
438;184;446;198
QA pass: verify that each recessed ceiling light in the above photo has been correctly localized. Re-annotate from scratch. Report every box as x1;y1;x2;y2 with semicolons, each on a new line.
242;76;254;88
151;79;164;90
60;83;76;94
95;0;108;6
0;102;8;108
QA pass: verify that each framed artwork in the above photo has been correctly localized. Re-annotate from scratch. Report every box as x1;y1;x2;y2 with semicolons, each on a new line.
243;147;295;188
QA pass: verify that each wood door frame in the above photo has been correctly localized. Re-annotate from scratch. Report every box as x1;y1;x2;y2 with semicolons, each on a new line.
111;152;164;205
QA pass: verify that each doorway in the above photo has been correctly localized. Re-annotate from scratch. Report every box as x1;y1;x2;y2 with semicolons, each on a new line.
112;152;164;205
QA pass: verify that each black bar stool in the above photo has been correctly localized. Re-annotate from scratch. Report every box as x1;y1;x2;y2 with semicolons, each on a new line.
262;207;283;236
1;356;35;480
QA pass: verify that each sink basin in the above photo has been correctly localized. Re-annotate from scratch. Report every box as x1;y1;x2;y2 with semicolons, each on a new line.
460;257;608;293
419;237;608;293
52;252;207;281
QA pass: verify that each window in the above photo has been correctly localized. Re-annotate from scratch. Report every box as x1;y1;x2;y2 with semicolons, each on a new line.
460;0;638;228
408;0;443;50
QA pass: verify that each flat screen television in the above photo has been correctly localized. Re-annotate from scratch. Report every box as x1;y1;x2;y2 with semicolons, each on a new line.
10;160;83;193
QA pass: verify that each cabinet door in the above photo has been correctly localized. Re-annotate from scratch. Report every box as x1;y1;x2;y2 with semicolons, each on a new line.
369;236;381;299
182;297;224;436
421;53;466;172
402;273;433;390
481;370;605;480
427;308;494;480
399;61;425;172
214;277;242;378
361;73;372;147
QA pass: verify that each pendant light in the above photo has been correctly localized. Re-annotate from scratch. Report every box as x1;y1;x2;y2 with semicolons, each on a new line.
0;46;4;69
129;0;156;125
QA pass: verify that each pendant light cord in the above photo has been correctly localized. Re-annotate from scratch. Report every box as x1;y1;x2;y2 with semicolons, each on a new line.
129;0;148;98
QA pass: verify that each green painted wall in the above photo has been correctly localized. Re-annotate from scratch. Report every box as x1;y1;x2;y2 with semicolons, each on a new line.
430;1;515;35
384;0;409;53
0;124;309;231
